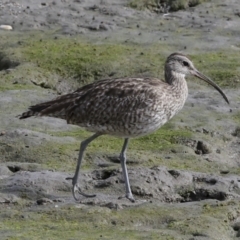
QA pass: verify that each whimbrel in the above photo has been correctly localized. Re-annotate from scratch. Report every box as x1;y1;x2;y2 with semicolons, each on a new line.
20;53;229;202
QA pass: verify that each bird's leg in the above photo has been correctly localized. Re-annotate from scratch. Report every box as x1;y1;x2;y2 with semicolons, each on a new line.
118;138;135;202
66;132;102;201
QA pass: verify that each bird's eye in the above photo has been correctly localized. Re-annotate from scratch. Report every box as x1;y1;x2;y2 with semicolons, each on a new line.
183;61;189;67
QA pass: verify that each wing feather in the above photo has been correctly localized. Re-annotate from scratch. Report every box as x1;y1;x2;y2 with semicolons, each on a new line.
20;77;167;126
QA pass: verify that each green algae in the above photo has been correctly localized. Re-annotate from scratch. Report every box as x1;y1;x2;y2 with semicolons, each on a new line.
233;111;240;124
1;200;238;240
0;83;34;92
0;138;79;172
49;122;192;153
1;32;239;93
21;37;166;88
0;69;36;92
167;200;239;239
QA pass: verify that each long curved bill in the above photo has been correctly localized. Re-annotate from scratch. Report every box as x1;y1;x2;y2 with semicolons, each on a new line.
192;69;229;104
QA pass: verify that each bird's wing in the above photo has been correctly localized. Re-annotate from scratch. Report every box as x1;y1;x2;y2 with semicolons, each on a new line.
65;77;167;125
20;77;168;124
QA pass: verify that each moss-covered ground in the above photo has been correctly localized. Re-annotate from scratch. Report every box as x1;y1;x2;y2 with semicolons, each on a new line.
0;199;238;240
1;32;240;93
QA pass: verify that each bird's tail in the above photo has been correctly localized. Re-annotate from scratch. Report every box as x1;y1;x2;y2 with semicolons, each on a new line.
19;94;77;120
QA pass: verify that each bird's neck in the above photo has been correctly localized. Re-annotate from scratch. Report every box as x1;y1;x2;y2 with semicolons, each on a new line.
165;70;188;101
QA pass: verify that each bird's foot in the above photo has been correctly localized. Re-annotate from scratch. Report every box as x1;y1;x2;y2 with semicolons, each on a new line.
118;193;135;203
72;184;96;201
66;177;96;201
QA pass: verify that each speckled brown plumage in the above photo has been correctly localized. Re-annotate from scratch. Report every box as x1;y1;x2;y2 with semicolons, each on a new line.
20;53;229;202
21;77;186;137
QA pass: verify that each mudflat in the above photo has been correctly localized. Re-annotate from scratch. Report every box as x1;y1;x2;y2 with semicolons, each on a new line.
0;0;240;239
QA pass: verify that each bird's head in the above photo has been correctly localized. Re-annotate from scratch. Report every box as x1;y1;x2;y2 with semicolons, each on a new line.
165;52;195;76
165;52;229;104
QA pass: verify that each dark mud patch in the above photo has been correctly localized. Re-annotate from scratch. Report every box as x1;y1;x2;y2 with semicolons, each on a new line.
0;52;19;71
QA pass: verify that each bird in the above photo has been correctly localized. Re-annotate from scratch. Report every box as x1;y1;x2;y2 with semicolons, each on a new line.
20;52;229;202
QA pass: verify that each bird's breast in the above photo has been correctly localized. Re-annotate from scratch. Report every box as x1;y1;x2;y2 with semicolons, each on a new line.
81;105;179;138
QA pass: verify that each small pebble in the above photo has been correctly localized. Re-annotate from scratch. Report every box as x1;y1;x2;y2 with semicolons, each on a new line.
220;169;229;174
232;222;240;231
36;198;53;205
0;25;13;30
195;140;212;155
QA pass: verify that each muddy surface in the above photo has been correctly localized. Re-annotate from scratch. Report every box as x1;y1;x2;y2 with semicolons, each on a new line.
0;0;240;239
